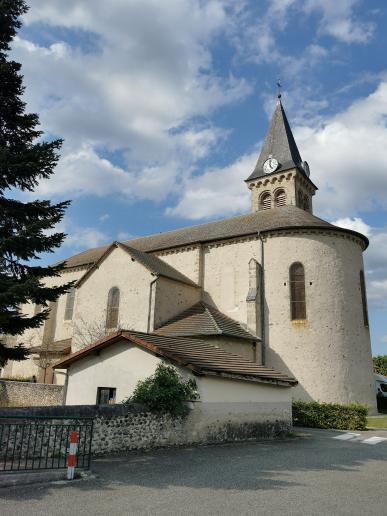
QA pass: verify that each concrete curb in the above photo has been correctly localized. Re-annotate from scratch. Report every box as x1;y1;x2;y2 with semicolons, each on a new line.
0;469;91;488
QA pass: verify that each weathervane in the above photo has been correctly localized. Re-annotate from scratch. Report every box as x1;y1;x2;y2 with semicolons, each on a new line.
277;78;282;99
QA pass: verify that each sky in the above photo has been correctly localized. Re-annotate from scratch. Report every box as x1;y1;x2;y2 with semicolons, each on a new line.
10;0;387;354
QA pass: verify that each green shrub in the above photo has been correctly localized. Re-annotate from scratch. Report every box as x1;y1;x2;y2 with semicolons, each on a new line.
292;400;368;430
125;363;199;416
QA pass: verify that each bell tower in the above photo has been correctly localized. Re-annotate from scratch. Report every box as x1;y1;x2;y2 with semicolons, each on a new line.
245;96;317;213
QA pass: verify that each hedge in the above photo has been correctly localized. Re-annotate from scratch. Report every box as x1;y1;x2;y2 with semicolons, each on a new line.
292;400;368;430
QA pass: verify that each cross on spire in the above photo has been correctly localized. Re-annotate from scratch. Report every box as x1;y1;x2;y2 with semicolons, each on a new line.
277;78;282;99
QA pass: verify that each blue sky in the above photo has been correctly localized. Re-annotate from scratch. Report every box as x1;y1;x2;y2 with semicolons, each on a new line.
11;0;387;354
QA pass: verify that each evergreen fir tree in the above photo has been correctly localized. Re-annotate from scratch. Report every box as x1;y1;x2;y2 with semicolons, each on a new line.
0;0;73;366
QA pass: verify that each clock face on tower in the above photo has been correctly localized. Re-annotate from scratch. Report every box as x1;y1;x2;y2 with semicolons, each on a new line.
263;157;279;174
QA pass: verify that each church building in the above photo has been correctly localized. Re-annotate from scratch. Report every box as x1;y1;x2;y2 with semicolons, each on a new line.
4;96;377;412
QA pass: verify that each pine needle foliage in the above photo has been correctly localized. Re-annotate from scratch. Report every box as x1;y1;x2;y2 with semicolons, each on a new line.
127;363;199;416
0;1;73;365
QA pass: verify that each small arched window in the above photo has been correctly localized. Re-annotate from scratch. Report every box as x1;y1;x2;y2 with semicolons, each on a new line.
289;262;306;320
360;271;369;327
260;192;272;210
275;189;286;207
64;287;76;321
303;196;310;211
106;287;120;329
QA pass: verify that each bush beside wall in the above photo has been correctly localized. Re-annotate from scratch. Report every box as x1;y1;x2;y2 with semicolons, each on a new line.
292;401;368;430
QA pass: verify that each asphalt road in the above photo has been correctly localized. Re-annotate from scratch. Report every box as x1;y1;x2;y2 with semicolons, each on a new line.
1;428;387;516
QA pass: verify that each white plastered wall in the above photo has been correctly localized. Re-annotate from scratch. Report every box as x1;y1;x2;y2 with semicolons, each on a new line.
72;247;154;351
65;342;161;405
202;238;260;326
263;232;376;411
153;277;201;330
64;338;291;425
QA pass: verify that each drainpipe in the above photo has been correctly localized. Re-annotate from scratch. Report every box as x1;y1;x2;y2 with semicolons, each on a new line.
147;276;158;333
258;232;266;365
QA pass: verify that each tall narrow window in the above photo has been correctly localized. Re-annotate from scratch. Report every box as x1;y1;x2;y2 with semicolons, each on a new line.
275;189;286;207
260;193;272;210
64;287;76;320
304;196;310;211
106;287;120;329
360;270;369;327
290;262;306;320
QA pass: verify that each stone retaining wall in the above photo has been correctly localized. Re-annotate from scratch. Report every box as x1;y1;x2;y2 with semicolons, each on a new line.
0;403;291;456
0;381;64;407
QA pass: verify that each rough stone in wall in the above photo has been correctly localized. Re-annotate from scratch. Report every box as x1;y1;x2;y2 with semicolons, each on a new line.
0;404;292;457
0;381;64;407
91;407;291;455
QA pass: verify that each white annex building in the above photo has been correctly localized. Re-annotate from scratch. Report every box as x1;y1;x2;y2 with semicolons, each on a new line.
4;97;377;412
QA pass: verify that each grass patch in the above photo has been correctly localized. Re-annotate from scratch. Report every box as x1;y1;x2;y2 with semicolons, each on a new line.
367;416;387;429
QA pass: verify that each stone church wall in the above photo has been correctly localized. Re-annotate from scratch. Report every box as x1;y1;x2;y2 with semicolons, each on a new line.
72;246;154;350
153;277;201;330
202;237;260;327
263;231;376;411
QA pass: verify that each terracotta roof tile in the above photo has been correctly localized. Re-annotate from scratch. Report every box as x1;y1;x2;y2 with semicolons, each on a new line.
53;330;297;387
155;302;256;340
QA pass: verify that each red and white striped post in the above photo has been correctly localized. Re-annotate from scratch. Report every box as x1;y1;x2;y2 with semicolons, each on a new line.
67;431;78;480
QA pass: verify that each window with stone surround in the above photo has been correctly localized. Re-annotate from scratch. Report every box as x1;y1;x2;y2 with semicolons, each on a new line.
106;286;120;329
360;270;369;327
260;192;272;210
290;262;306;320
64;287;76;320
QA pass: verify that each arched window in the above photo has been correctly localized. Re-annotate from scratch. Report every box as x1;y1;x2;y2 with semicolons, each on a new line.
289;262;306;320
360;271;369;327
275;189;286;207
303;196;310;211
260;192;272;210
64;287;76;321
106;287;120;329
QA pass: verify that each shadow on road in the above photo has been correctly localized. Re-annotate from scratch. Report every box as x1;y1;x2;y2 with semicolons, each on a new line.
1;429;386;502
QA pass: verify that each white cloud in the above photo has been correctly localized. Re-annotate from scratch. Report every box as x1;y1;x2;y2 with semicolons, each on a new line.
295;81;387;218
99;214;110;223
303;0;375;43
63;227;109;250
330;218;387;309
13;1;250;201
167;152;256;219
331;217;372;237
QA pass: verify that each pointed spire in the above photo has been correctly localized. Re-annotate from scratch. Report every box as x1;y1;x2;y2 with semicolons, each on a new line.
246;98;303;181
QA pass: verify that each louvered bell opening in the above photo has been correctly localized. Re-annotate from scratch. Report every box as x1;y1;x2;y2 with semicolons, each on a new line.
275;190;286;207
260;194;271;210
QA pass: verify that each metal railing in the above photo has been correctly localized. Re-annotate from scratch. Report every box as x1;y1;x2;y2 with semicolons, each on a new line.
0;416;93;472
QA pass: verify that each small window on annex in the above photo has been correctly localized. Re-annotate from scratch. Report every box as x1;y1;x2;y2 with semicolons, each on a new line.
96;387;116;405
275;189;286;207
289;262;306;320
64;287;76;321
106;286;120;329
260;192;272;210
360;270;369;327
